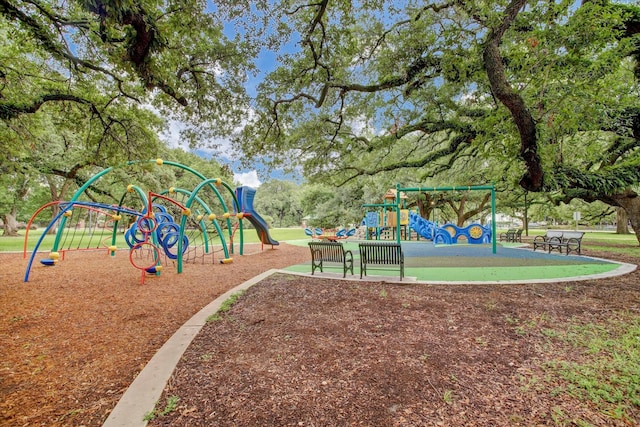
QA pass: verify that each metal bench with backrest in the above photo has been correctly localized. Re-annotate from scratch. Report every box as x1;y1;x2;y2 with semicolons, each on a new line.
555;231;585;255
533;230;584;255
532;230;564;253
308;241;354;278
499;228;517;242
358;242;405;280
513;229;523;243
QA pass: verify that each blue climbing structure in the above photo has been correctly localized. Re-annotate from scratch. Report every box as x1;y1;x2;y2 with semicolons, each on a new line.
409;212;492;245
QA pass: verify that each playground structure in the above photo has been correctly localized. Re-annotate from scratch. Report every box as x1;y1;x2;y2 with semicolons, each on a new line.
408;212;492;244
362;189;411;240
23;159;278;283
363;184;497;253
305;227;356;240
361;209;411;240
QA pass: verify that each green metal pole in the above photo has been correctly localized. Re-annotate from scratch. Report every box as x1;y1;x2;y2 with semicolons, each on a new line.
398;185;495;192
163;188;215;254
491;185;496;254
219;181;242;255
396;184;401;245
53;165;118;251
181;178;232;272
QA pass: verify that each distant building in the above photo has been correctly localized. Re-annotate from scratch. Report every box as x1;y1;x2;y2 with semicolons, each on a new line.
486;213;522;227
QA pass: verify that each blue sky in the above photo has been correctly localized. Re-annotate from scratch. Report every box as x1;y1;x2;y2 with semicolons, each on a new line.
164;43;300;188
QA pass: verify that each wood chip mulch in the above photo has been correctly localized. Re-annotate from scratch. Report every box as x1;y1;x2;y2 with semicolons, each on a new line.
1;243;638;426
1;243;309;426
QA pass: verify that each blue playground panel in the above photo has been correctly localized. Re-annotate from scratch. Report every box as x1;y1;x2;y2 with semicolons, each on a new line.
409;212;492;244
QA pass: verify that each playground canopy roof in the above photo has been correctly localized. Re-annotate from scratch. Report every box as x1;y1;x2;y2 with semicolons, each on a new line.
383;189;408;201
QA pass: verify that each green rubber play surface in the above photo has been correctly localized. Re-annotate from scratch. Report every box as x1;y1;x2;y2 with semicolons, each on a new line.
285;240;622;282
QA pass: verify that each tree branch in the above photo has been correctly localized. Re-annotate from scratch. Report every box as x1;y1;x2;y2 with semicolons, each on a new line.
0;93;95;120
336;131;475;186
482;0;544;191
0;0;123;79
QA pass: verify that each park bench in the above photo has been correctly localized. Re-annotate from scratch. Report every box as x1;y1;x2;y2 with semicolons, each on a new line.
308;241;354;277
358;242;405;280
499;228;522;243
532;231;584;255
532;230;564;253
499;228;516;242
555;231;585;255
513;229;523;243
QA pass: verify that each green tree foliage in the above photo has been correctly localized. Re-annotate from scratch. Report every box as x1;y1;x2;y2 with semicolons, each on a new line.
0;0;256;145
237;0;640;244
0;0;257;234
0;0;257;181
254;180;303;228
300;182;364;229
0;144;234;236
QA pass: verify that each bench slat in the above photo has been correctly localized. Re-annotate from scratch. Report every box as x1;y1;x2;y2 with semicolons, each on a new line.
358;242;404;280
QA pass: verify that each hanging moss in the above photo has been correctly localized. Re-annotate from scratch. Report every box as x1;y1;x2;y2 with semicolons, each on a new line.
549;158;640;197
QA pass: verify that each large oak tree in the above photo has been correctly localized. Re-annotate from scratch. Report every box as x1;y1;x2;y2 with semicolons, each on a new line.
238;0;640;244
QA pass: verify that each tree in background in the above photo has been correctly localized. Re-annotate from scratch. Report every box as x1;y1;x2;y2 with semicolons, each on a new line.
238;1;640;244
254;180;303;228
616;207;630;234
299;183;364;230
0;97;165;234
0;171;29;235
0;144;235;236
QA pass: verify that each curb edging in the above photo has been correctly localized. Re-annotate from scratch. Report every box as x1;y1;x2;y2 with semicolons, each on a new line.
102;269;280;427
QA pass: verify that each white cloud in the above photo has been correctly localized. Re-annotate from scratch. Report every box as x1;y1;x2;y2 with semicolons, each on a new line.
161;118;234;154
162;118;186;148
160;106;258;161
234;170;262;188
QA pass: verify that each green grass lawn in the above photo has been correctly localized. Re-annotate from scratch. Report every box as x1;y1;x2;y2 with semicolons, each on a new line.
3;227;638;254
0;227;310;252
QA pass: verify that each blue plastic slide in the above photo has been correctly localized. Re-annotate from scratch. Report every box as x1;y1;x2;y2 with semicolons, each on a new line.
235;186;279;246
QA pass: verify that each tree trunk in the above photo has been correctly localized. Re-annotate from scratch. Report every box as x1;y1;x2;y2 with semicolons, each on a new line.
616;207;630;234
2;209;20;236
47;203;60;235
611;192;640;245
447;193;491;227
483;0;544;192
416;195;435;221
455;196;467;227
